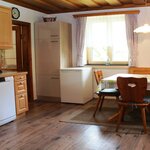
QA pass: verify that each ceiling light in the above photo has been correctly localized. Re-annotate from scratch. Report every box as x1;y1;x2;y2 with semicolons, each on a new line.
133;0;150;33
134;24;150;33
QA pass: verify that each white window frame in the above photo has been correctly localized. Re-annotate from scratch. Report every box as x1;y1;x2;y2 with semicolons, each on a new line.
85;15;129;65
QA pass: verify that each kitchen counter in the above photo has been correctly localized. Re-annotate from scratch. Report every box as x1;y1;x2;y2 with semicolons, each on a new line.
0;71;29;116
0;71;28;78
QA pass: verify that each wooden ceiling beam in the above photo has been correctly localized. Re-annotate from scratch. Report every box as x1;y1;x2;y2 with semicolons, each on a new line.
2;0;51;13
93;0;108;5
119;0;131;4
33;0;62;11
105;0;122;5
77;0;99;7
132;0;146;4
66;0;88;7
1;0;150;14
73;10;140;18
48;0;80;9
50;3;150;14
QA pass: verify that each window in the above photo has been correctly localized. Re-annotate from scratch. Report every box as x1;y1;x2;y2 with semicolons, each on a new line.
85;15;129;65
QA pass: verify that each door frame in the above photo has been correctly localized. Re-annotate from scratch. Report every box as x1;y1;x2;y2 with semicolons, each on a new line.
12;20;34;101
12;25;21;70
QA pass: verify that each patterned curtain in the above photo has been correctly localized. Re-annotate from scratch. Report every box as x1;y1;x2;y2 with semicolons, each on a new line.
76;17;87;66
125;14;138;66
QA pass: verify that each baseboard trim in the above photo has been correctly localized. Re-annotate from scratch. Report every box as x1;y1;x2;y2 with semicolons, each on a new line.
37;96;61;102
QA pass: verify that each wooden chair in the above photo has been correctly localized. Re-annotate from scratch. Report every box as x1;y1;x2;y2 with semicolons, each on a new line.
128;67;150;98
128;67;150;74
93;70;120;117
116;77;150;133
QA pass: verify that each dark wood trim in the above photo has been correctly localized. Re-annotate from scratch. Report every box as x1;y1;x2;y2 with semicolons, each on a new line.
73;10;140;18
12;20;30;26
12;20;34;101
3;0;50;14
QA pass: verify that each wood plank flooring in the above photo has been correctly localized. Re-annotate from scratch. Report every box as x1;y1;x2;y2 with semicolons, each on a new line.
0;100;150;150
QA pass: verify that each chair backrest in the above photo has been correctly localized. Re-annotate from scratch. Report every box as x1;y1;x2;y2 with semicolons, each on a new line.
128;67;150;74
117;77;147;103
94;70;103;85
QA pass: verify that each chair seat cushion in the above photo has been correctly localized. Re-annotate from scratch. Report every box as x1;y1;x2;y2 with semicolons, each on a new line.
100;88;119;93
98;88;120;96
144;96;150;103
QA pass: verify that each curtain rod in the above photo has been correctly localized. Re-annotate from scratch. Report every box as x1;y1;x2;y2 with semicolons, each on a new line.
73;10;140;18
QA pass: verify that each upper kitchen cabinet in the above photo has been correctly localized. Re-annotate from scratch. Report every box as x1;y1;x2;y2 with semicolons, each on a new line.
35;21;72;69
0;6;12;49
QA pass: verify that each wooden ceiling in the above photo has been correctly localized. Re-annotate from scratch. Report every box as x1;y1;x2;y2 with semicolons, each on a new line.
2;0;150;14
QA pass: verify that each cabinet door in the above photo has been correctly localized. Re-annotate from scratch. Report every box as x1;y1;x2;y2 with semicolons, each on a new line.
49;77;60;97
16;93;28;115
36;39;51;74
0;6;12;49
48;22;59;36
15;80;27;94
48;42;60;72
36;22;59;40
14;74;29;115
36;38;60;74
37;75;60;97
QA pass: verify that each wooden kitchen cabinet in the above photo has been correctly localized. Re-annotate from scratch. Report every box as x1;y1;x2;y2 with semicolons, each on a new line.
14;73;29;115
0;6;12;49
35;21;72;101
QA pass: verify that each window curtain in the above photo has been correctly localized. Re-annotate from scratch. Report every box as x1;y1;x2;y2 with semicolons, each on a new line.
125;14;138;66
76;17;87;66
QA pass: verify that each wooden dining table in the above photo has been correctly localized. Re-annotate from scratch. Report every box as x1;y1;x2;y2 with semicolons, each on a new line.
101;73;150;90
99;73;150;122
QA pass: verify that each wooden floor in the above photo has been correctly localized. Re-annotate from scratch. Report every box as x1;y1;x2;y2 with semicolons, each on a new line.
0;100;150;150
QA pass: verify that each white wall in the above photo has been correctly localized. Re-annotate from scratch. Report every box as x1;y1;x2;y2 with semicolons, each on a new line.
137;7;150;67
0;1;46;99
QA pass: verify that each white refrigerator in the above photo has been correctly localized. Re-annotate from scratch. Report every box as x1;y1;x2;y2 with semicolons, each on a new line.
60;67;93;104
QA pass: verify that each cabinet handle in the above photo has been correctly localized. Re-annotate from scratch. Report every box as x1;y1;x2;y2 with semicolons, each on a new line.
19;82;23;85
20;77;23;79
51;77;59;79
51;35;59;37
19;95;24;98
50;41;58;43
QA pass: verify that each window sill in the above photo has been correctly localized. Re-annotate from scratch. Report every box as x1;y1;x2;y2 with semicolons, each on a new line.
85;64;129;69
